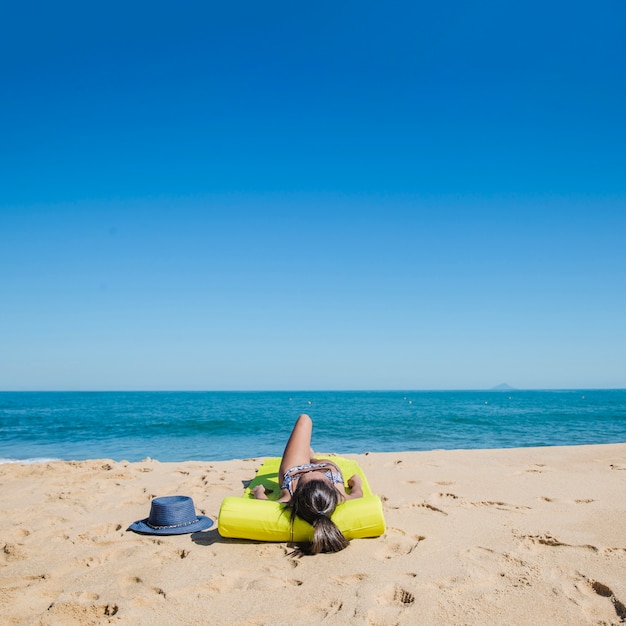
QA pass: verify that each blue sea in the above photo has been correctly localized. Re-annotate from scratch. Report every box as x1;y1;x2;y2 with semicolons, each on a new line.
1;390;625;463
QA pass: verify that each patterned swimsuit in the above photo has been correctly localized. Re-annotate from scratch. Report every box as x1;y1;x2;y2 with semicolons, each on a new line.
281;462;344;496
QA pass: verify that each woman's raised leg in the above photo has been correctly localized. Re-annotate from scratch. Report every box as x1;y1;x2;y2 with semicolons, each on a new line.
279;414;313;479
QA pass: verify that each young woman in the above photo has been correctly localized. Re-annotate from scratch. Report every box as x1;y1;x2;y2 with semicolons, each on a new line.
251;413;363;554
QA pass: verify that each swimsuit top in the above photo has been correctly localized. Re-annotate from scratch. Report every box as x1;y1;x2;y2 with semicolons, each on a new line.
281;463;344;496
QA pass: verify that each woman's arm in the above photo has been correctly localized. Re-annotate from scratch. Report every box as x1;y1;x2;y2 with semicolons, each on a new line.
251;485;269;500
344;474;363;500
251;484;291;502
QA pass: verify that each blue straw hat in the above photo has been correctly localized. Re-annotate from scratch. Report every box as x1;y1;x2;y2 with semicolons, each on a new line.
129;495;213;535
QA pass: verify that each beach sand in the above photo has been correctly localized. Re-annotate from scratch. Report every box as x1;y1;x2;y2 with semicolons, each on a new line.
1;444;625;625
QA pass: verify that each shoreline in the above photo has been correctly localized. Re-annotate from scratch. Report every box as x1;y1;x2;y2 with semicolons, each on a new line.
3;439;626;466
2;443;625;625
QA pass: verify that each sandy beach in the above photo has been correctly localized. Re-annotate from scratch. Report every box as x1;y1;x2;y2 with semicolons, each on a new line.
1;444;625;625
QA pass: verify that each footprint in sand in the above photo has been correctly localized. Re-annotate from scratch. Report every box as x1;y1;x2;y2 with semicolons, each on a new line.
331;573;369;588
564;573;626;623
385;498;447;514
320;598;344;620
77;523;124;542
542;496;595;505
469;500;530;511
413;502;447;515
75;554;109;568
589;580;626;621
377;528;424;559
203;569;254;595
438;492;459;499
46;598;119;621
2;572;51;600
366;585;416;625
377;584;415;607
518;532;599;552
463;545;538;588
2;542;27;562
247;576;304;591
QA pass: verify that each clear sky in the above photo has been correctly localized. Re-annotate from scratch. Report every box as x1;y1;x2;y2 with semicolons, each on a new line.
1;1;625;391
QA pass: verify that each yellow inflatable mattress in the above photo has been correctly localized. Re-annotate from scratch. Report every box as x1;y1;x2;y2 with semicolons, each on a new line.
218;456;385;542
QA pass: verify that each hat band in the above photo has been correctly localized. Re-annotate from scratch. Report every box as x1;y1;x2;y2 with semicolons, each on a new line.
146;517;200;530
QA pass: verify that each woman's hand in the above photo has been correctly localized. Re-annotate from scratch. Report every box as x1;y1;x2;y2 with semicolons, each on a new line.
251;485;269;500
347;474;363;498
347;474;361;489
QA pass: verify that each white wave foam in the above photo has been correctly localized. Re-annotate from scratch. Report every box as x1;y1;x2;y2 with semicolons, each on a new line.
0;457;62;465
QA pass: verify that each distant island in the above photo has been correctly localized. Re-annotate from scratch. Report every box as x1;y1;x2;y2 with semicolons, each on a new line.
490;383;517;391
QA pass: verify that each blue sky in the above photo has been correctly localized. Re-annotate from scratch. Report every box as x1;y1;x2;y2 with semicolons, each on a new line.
1;1;625;390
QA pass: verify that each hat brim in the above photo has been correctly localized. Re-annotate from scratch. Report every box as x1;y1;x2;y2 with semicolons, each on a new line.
128;515;214;535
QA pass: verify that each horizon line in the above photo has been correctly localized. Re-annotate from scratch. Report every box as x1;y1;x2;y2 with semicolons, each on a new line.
1;387;624;393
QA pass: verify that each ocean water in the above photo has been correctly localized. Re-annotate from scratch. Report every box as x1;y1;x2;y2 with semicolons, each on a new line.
1;390;625;463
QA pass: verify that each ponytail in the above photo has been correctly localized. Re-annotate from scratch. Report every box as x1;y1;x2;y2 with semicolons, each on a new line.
288;480;349;555
310;513;349;554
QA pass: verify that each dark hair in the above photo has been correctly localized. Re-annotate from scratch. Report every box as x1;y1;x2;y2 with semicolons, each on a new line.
288;479;349;555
